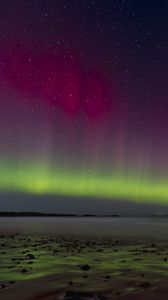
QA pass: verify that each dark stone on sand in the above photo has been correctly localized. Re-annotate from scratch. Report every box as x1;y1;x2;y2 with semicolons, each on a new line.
104;275;111;280
21;268;28;273
25;253;35;260
9;281;16;284
142;249;149;253
80;264;90;271
115;291;120;296
163;257;167;262
68;281;74;286
65;290;92;298
53;249;59;253
139;281;151;289
64;290;106;299
0;283;6;289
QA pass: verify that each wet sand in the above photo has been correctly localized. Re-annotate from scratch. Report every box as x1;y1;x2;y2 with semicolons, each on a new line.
0;231;168;299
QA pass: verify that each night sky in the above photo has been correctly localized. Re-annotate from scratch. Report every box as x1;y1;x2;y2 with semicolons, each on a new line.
0;0;168;213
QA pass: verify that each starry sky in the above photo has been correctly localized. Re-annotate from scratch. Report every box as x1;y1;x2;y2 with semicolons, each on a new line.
0;0;168;213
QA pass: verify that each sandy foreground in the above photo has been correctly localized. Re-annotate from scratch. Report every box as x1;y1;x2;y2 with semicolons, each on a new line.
0;232;168;300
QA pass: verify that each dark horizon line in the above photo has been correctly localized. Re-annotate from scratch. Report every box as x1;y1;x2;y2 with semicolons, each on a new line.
0;211;168;217
0;211;120;217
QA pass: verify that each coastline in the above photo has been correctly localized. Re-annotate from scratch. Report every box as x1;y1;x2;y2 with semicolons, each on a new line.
0;230;168;300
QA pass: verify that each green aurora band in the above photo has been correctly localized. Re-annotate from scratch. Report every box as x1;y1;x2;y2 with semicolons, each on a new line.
1;161;168;204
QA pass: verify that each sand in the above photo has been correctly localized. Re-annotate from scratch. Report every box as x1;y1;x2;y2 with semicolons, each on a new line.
0;232;168;299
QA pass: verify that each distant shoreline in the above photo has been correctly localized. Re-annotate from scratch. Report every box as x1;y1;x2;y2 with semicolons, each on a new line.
0;212;120;217
0;212;168;218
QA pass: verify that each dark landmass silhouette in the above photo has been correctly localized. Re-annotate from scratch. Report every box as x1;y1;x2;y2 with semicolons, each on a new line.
0;211;120;217
0;212;168;217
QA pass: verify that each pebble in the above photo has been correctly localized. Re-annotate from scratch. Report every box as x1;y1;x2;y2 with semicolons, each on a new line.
80;264;90;271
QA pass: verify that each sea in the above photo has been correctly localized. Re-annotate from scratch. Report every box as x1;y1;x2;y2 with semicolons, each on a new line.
0;216;168;239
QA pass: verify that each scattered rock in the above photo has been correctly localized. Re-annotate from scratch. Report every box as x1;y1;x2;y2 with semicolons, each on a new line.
21;268;28;273
53;249;59;253
9;280;16;284
97;249;103;252
104;275;111;280
12;257;16;261
139;281;151;289
115;291;120;296
0;283;6;289
64;290;106;300
25;253;35;260
64;290;93;298
80;264;90;271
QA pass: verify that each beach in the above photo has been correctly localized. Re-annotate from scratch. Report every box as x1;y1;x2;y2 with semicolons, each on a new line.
0;217;168;299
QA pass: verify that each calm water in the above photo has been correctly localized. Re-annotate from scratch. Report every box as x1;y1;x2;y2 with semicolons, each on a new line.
0;216;168;239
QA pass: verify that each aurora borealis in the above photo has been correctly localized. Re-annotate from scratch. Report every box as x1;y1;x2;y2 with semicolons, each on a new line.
1;161;168;204
1;0;168;210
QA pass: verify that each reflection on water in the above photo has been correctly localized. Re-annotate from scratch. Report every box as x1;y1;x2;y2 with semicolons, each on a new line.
0;216;168;238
